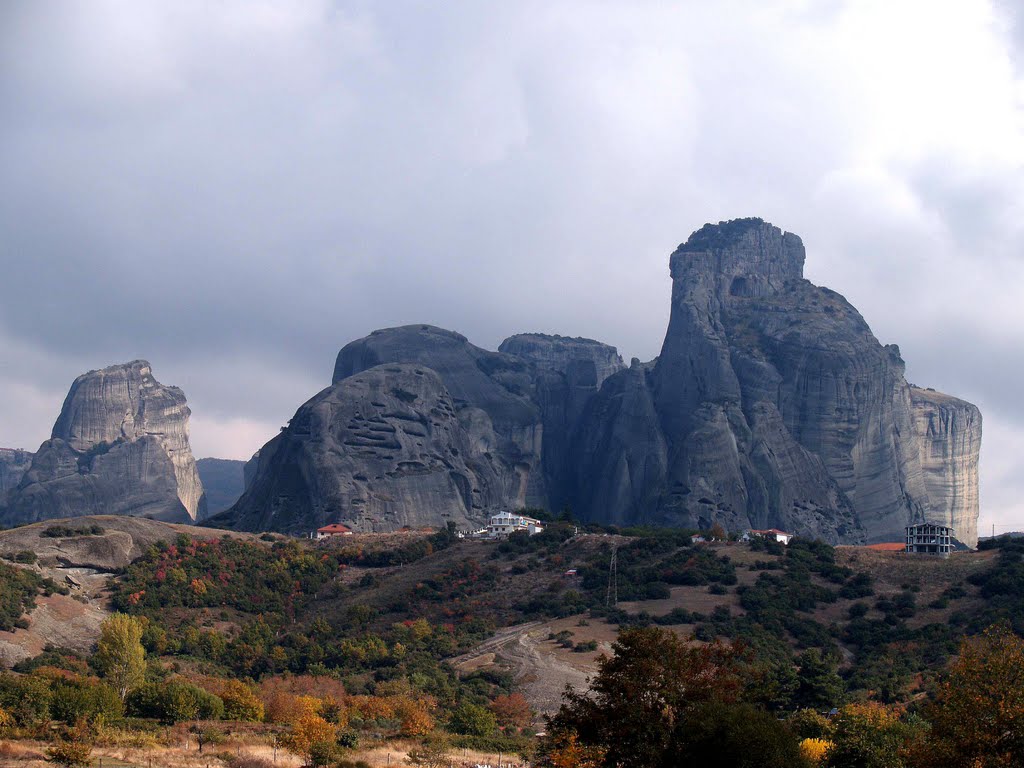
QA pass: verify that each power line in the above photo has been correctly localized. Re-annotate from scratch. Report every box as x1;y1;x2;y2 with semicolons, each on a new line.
606;545;618;608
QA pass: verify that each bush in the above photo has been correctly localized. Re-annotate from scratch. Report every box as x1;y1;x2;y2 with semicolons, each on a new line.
41;525;105;538
45;739;93;768
127;680;224;724
448;702;497;736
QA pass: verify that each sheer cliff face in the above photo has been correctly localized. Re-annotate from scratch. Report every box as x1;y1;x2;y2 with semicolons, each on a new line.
0;449;33;506
2;361;206;525
221;364;522;533
224;219;980;544
910;388;982;546
633;218;977;544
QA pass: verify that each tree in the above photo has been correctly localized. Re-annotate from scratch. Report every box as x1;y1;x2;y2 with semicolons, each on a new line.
46;720;94;768
826;702;915;768
92;614;146;701
675;701;809;768
489;692;533;730
537;731;606;768
395;697;434;737
920;624;1024;768
448;701;496;736
284;711;337;767
217;679;265;722
800;738;832;766
126;680;223;724
543;627;746;768
794;649;845;711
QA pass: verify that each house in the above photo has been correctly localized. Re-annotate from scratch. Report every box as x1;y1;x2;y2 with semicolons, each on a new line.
905;523;953;557
486;511;544;538
316;523;354;539
747;528;793;546
690;534;707;544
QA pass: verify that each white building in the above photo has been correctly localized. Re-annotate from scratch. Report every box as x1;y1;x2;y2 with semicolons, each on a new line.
315;523;353;539
747;528;793;546
486;511;544;538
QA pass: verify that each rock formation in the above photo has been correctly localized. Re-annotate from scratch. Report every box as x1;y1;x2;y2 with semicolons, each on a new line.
217;364;527;532
0;449;33;507
2;361;206;525
910;388;982;547
224;219;981;544
195;458;247;515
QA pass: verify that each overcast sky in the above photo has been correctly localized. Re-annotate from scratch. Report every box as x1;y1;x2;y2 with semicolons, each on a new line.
1;0;1021;532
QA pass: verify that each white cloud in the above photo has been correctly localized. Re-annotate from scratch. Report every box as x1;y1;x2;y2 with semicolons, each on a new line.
1;0;1021;528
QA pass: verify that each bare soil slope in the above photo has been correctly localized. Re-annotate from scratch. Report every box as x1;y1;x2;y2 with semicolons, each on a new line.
0;516;259;664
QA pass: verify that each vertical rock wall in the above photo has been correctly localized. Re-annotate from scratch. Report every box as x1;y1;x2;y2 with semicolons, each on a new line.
2;361;206;525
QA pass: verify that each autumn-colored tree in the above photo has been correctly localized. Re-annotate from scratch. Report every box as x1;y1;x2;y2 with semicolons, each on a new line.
543;627;746;768
394;697;434;737
350;694;396;721
800;737;832;765
92;614;146;701
826;702;915;768
710;522;727;541
284;711;337;766
46;719;94;768
920;624;1024;768
490;692;533;730
217;679;265;722
536;731;606;768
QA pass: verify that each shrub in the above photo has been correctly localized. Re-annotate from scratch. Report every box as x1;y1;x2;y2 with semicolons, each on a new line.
448;702;497;736
127;680;224;724
45;739;93;768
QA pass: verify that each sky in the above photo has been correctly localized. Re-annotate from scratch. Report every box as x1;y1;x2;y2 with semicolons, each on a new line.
1;1;1021;533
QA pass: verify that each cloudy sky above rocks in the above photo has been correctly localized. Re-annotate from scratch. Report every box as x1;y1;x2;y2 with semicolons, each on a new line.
1;1;1021;532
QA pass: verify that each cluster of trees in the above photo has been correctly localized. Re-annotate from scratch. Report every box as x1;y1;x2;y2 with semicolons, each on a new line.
112;534;342;617
539;624;1024;768
0;558;66;631
41;524;105;538
0;611;536;767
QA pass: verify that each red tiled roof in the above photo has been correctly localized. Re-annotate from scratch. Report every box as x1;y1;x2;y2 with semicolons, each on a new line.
317;524;352;533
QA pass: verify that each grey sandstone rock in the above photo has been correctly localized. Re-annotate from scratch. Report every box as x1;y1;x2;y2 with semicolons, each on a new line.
222;218;980;545
910;387;982;546
218;364;522;533
0;449;33;506
195;457;247;515
2;361;206;525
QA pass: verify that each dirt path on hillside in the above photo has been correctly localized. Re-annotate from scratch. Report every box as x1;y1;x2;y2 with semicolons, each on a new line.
453;621;595;716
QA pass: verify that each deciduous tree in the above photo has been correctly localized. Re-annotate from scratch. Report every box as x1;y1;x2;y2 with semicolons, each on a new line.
92;614;146;700
920;624;1024;768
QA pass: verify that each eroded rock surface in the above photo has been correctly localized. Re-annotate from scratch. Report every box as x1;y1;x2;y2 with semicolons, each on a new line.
2;361;206;525
0;449;33;507
220;364;528;533
910;387;982;546
222;219;980;544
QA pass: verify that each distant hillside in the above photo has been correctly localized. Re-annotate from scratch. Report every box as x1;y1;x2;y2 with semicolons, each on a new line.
196;458;247;514
0;515;1018;720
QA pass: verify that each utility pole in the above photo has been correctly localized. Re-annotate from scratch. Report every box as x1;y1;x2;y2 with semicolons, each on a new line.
606;545;618;607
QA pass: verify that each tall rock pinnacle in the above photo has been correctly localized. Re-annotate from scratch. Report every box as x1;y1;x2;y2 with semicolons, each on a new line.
216;218;981;546
2;361;206;525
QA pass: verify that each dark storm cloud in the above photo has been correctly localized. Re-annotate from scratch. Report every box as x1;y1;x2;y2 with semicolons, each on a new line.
1;1;1021;528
